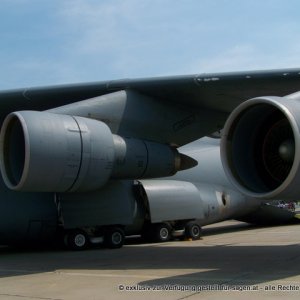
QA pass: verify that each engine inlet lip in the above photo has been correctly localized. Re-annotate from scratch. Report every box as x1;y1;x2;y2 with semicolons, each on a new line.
221;96;300;199
0;112;31;191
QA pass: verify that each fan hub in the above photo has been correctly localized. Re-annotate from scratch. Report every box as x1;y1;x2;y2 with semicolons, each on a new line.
279;140;295;163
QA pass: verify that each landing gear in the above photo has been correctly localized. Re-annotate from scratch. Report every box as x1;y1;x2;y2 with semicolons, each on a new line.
61;225;126;250
185;221;202;240
104;226;125;249
151;222;172;242
143;221;202;243
64;229;89;250
142;222;172;243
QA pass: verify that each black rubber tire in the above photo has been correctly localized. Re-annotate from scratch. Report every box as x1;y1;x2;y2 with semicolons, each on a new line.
185;221;202;240
65;229;89;250
152;223;172;242
104;227;125;249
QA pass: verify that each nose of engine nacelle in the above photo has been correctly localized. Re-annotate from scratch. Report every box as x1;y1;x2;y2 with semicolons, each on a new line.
0;112;26;189
221;94;300;200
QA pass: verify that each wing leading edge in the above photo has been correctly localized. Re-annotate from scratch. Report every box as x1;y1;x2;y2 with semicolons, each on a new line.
1;68;300;145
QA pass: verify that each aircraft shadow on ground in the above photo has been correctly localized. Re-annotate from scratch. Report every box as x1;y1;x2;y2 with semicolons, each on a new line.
138;243;300;288
1;223;300;288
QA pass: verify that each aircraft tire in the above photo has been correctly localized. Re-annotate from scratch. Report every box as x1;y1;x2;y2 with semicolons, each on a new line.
64;229;89;251
104;226;125;249
185;221;202;240
152;223;172;242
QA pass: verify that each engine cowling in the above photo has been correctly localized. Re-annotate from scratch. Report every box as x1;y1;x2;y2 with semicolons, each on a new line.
0;111;115;192
221;92;300;200
0;111;195;192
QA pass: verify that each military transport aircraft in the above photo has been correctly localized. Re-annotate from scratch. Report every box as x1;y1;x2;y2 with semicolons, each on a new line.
1;68;300;249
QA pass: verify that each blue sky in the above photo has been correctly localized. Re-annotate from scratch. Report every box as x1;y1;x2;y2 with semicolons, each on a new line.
1;0;300;89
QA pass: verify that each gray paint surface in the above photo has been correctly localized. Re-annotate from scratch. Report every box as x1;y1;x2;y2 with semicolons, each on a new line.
59;180;137;228
139;180;204;223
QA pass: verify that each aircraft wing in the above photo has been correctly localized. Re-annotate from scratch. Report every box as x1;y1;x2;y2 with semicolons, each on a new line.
1;68;300;145
2;68;300;196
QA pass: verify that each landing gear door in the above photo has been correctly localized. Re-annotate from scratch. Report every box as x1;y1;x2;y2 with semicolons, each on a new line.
137;180;204;223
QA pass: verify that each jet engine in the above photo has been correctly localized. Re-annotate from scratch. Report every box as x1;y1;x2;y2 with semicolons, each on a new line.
221;92;300;200
0;111;196;192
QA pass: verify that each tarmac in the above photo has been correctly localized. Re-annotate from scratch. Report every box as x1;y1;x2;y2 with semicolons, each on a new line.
1;220;300;300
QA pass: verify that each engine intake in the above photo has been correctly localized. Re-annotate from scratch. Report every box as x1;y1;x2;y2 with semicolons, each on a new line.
221;92;300;200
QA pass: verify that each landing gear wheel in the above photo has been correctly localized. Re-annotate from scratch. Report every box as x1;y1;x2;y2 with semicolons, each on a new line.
152;223;172;242
64;229;89;250
104;227;125;249
185;221;202;240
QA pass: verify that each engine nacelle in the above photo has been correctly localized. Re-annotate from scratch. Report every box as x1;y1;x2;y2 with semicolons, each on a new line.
0;111;115;192
0;111;194;192
221;92;300;200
